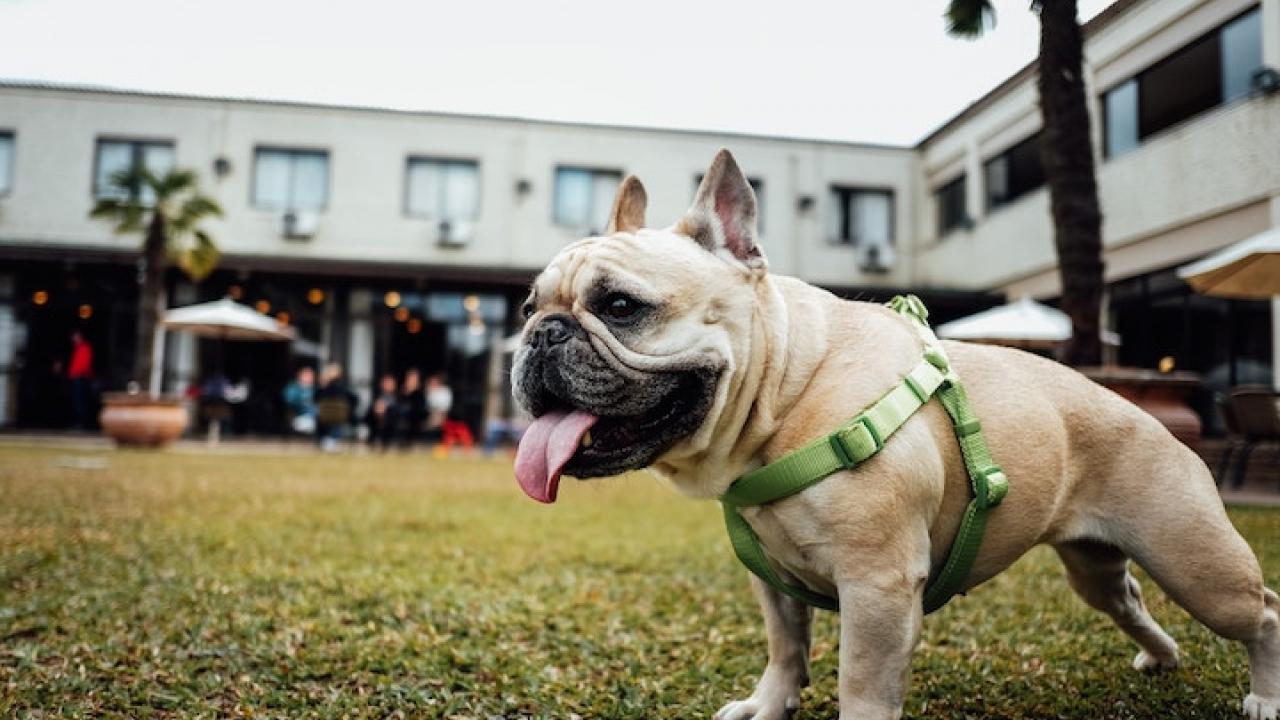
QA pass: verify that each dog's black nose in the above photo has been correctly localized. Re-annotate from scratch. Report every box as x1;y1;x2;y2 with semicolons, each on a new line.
531;314;576;348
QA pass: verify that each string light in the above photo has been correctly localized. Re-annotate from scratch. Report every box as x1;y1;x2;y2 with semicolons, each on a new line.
32;290;49;306
255;299;270;314
307;288;325;305
407;318;423;334
384;291;401;308
276;311;291;326
228;285;243;300
394;307;410;322
78;304;93;319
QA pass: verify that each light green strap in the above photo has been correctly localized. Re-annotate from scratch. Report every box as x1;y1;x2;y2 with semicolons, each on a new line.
722;503;840;611
922;378;1009;613
719;295;1009;616
721;358;946;508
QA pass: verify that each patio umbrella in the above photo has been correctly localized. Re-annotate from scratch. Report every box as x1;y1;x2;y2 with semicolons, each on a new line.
1177;227;1280;299
936;297;1120;349
1177;227;1280;389
162;297;294;341
162;298;293;444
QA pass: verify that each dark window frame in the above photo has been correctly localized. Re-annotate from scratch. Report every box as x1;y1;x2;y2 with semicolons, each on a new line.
251;146;332;212
403;155;482;220
551;164;623;231
91;136;176;200
983;131;1046;212
0;130;13;197
1101;5;1263;159
829;185;896;247
934;174;969;237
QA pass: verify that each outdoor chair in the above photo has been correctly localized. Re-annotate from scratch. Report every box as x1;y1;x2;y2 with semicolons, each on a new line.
1226;388;1280;489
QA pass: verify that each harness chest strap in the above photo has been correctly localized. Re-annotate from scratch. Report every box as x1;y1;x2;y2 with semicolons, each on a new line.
719;295;1009;615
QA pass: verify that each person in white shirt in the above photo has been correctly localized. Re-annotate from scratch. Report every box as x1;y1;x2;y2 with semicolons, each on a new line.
426;372;453;441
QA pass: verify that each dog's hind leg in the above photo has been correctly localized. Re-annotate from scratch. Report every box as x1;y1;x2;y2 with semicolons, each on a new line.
1097;457;1279;719
1054;540;1180;671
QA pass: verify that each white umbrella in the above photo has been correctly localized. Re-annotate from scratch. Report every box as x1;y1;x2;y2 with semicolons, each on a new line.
937;297;1120;348
162;297;294;341
1177;227;1280;299
162;298;293;445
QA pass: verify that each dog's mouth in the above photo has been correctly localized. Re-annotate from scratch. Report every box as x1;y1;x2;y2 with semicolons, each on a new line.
514;372;711;504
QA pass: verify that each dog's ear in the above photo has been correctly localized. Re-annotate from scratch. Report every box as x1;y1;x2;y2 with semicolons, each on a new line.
677;149;766;271
605;175;647;234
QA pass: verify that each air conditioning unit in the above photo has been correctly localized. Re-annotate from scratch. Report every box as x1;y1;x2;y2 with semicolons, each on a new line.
281;210;319;240
437;219;474;248
856;240;896;274
1252;67;1280;96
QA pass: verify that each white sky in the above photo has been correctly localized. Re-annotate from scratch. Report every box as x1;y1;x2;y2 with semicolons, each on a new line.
0;0;1114;146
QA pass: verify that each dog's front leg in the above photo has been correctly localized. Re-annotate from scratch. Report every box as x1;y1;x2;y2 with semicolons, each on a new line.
714;575;813;720
835;571;924;720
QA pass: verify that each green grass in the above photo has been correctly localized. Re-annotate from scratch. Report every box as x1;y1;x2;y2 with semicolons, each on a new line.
0;446;1276;719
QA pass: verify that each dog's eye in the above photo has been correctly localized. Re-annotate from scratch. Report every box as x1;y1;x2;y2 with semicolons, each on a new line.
521;301;535;320
602;293;642;320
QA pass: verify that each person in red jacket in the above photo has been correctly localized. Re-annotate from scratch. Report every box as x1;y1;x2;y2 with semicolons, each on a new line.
67;330;94;429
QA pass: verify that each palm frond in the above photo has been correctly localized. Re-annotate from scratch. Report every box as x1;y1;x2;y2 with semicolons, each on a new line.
946;0;996;38
179;195;224;223
89;196;125;220
155;168;198;199
175;229;220;281
89;196;147;233
90;164;223;281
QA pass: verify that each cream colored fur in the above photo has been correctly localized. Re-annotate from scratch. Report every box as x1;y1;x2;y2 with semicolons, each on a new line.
525;151;1280;720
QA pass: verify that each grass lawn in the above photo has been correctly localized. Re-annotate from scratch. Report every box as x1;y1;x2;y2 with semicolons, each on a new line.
1;446;1277;719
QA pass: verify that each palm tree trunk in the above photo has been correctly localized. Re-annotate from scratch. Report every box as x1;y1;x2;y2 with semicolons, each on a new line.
133;212;167;393
1037;0;1105;366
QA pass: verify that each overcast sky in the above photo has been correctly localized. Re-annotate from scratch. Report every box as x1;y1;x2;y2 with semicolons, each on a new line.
0;0;1113;145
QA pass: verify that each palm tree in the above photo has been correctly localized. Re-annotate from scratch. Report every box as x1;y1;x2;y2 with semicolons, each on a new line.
946;0;1105;366
91;167;223;395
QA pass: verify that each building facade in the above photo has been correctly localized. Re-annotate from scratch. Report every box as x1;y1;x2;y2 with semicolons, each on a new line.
1;0;1277;434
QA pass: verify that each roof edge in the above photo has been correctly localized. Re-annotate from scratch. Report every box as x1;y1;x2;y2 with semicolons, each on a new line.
0;77;912;152
915;0;1143;148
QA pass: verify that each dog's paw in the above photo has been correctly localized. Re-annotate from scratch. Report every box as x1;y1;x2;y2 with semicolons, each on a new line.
713;696;797;720
1132;648;1179;672
1244;693;1280;720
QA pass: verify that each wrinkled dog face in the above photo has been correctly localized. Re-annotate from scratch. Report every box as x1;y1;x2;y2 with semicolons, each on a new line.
512;150;769;500
513;253;720;479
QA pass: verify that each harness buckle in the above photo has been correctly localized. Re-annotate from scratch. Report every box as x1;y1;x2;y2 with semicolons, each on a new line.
828;416;882;470
976;466;1009;509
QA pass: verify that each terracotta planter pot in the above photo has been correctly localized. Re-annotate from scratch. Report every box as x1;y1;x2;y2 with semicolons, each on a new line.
99;393;188;448
1081;367;1203;450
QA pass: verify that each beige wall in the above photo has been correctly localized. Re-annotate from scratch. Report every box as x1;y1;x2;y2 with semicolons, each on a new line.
916;0;1280;297
0;85;918;289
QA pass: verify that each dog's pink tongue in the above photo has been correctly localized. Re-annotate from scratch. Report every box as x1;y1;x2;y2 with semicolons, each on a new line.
515;410;599;503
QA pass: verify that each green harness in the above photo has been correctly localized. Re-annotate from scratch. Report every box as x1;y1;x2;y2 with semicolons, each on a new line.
719;295;1009;615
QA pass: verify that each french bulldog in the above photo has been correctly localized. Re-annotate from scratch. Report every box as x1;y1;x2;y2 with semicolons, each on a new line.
512;149;1280;720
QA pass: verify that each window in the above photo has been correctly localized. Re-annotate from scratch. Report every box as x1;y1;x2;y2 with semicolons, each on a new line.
406;158;480;221
1104;79;1140;158
984;132;1045;210
1103;7;1263;158
829;187;893;245
94;139;175;202
553;166;621;233
0;133;12;195
253;148;329;211
695;174;765;232
934;175;968;236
